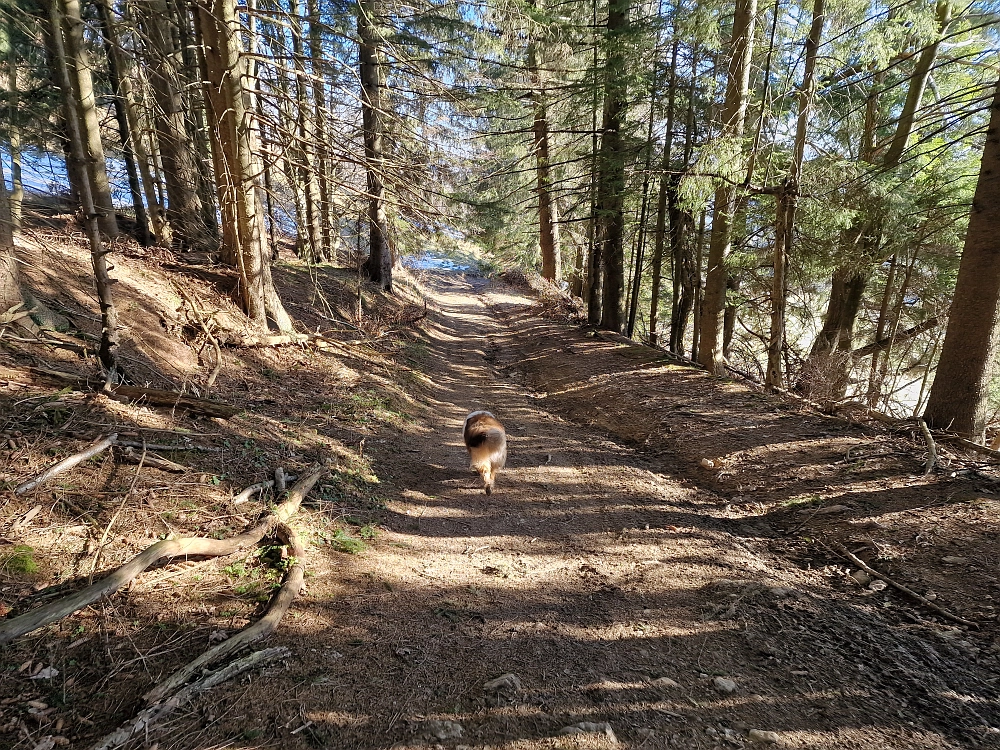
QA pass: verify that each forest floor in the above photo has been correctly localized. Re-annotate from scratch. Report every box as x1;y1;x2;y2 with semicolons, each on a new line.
2;215;1000;750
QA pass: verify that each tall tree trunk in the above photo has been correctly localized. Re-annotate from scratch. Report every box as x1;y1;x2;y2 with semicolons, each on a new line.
648;39;678;349
584;0;601;324
307;0;332;260
47;0;119;375
358;0;391;291
197;0;292;330
62;0;118;238
141;0;207;250
595;0;629;332
290;0;323;261
95;0;151;246
922;74;1000;440
4;20;22;231
805;1;951;391
698;0;757;375
529;37;560;283
766;0;823;389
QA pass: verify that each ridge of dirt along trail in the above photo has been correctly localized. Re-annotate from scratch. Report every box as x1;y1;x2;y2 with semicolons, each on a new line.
3;267;999;750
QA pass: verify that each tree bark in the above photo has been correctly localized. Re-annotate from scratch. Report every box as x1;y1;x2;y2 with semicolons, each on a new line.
766;0;822;389
95;0;151;246
307;0;332;260
923;75;1000;439
62;0;118;238
528;36;560;283
698;0;757;375
197;0;292;331
4;20;22;231
140;0;207;250
358;0;392;291
595;0;629;332
47;0;120;375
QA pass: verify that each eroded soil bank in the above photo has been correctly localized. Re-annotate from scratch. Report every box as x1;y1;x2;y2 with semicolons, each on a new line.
2;266;998;750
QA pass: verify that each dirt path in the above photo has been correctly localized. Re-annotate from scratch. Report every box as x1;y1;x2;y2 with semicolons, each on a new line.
255;273;997;750
3;269;998;750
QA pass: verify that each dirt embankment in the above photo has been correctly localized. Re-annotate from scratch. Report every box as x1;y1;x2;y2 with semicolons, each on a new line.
1;246;998;750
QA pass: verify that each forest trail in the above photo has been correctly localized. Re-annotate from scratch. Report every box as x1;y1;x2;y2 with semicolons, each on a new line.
253;272;999;750
2;266;999;750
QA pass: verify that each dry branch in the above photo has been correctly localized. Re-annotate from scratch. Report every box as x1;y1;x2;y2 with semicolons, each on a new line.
119;446;188;473
143;521;306;703
0;466;326;645
14;433;117;495
117;440;221;452
918;419;937;475
30;367;239;418
937;435;1000;460
825;539;978;629
0;522;268;645
233;480;274;504
90;646;290;750
174;283;223;388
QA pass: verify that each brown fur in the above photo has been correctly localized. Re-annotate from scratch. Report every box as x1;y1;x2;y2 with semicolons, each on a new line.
463;411;507;495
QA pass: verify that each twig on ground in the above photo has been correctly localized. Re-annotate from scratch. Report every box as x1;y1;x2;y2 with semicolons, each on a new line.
14;433;117;495
89;646;290;750
119;446;188;473
825;539;978;629
89;444;146;583
918;419;937;475
174;284;223;389
116;440;221;453
31;367;238;418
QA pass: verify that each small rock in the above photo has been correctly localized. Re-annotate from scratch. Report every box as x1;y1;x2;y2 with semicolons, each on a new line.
483;672;521;706
650;676;680;688
942;556;969;565
925;590;938;601
208;630;229;643
849;570;871;586
712;677;737;694
421;720;463;741
30;739;56;750
559;722;618;744
483;673;521;693
748;729;780;744
700;458;719;470
768;587;794;598
29;667;59;680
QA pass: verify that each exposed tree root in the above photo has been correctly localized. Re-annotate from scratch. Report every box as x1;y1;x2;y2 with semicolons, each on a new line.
0;465;326;646
14;433;117;494
825;539;978;629
90;646;290;750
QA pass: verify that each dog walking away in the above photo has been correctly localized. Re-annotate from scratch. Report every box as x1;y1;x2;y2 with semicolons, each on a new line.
463;411;507;495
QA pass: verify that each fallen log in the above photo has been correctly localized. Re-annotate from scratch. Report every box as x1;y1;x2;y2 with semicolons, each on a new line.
0;466;326;645
30;367;239;419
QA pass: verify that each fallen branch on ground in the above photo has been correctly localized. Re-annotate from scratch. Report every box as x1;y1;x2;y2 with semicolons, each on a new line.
825;539;978;629
14;433;117;495
30;367;238;418
116;439;222;452
936;434;1000;460
119;445;188;473
174;283;223;389
143;520;305;703
0;466;326;646
90;646;290;750
917;419;937;476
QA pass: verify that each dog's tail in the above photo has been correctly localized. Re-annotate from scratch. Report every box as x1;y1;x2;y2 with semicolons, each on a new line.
464;411;507;495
